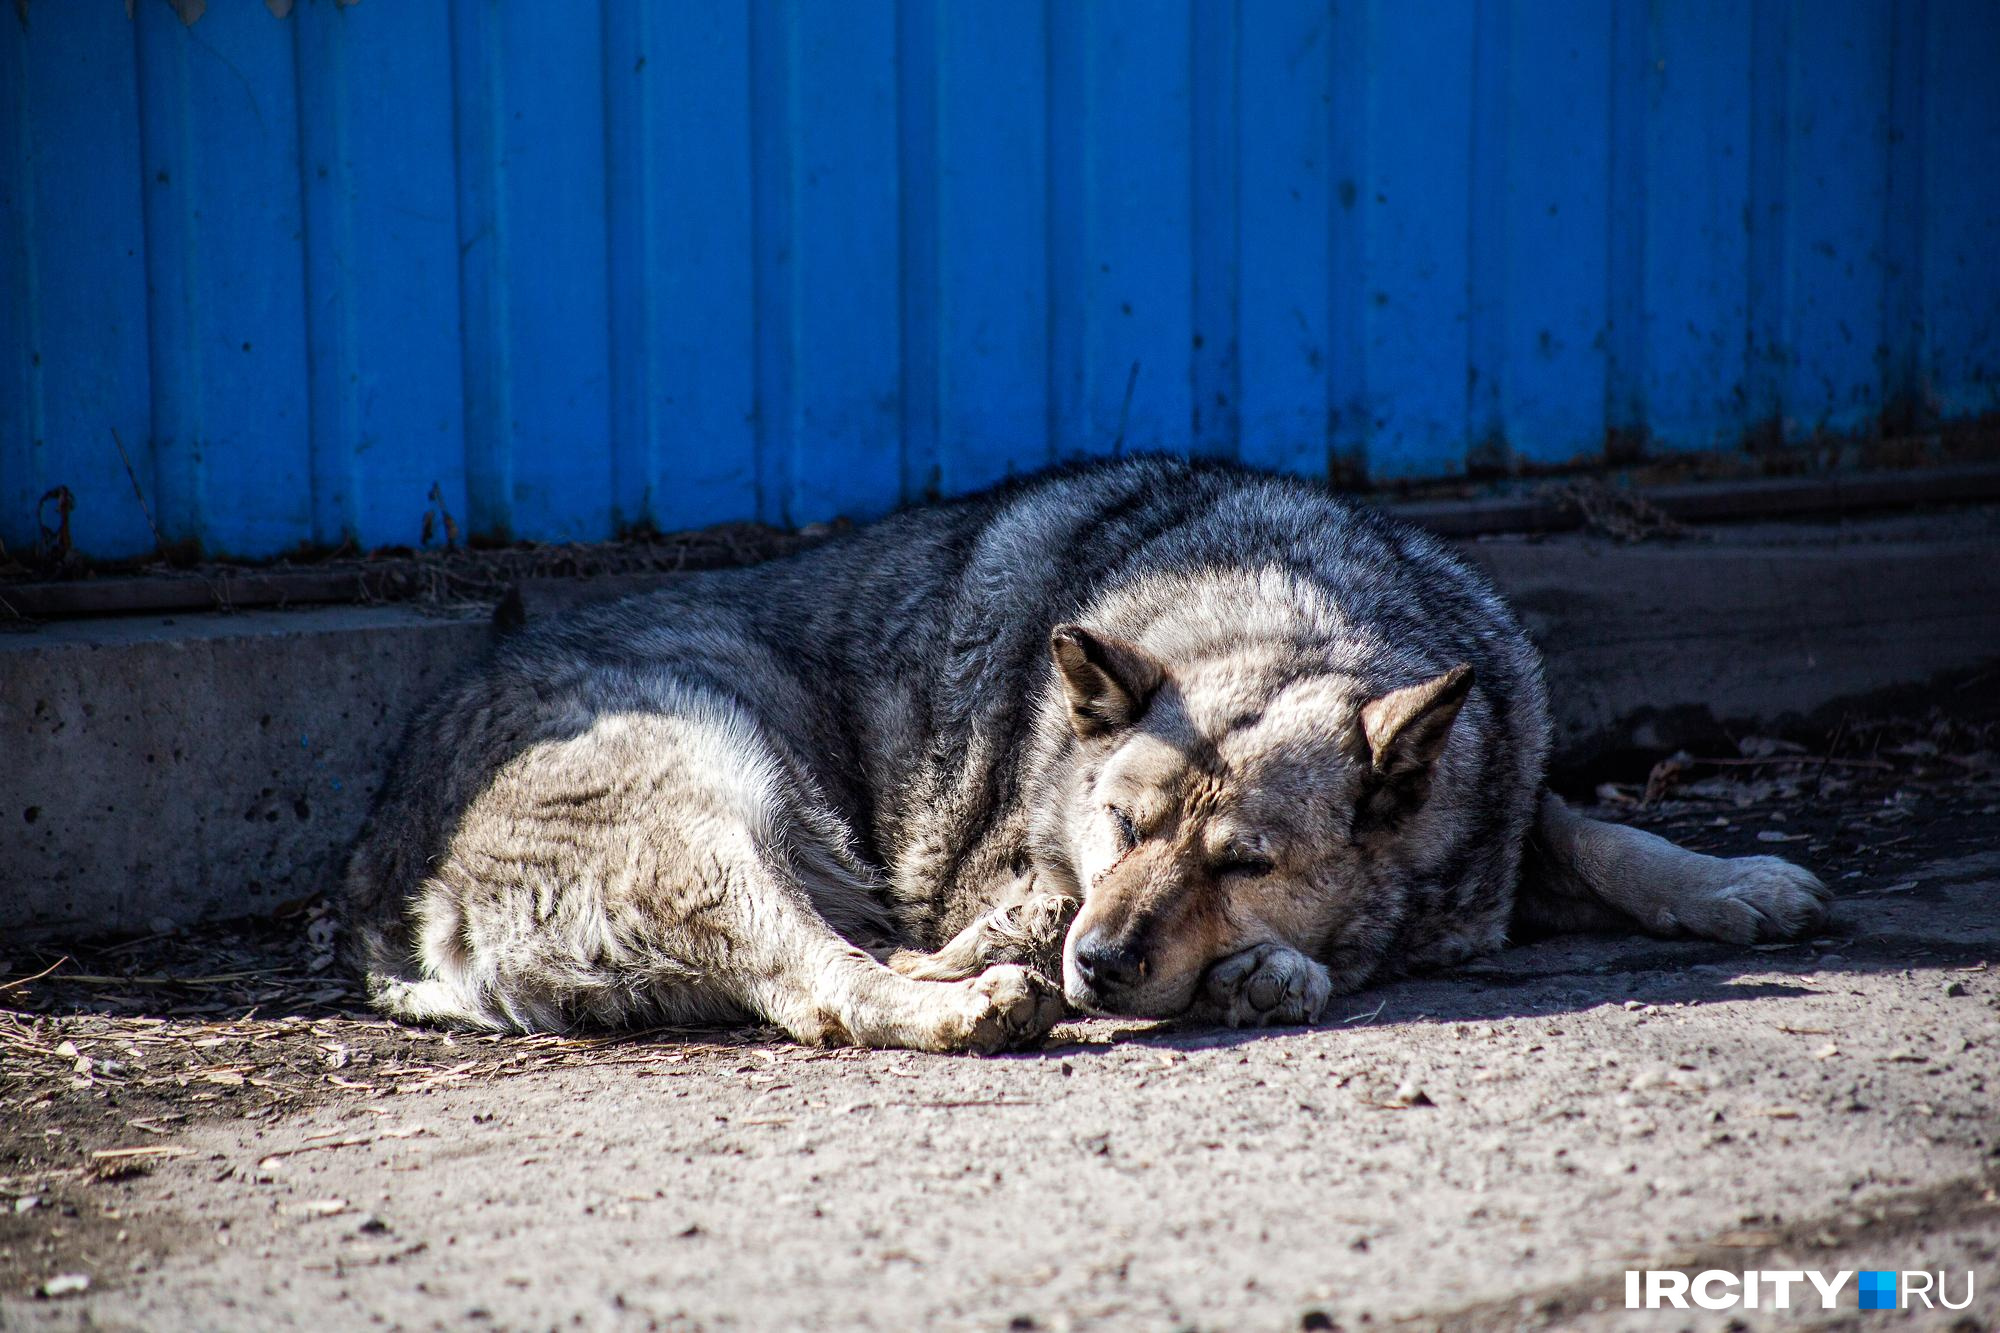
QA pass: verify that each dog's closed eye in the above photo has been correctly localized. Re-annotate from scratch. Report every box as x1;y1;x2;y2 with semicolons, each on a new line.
1215;855;1275;879
1110;807;1139;850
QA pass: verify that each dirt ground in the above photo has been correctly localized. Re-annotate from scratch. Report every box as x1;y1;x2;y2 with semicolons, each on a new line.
3;705;1998;1331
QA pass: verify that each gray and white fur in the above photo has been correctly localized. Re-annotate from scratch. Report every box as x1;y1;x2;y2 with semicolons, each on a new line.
343;459;1829;1052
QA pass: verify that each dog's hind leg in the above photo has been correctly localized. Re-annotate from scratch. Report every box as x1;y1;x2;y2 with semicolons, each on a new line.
383;827;1067;1052
358;694;1066;1052
1515;791;1830;943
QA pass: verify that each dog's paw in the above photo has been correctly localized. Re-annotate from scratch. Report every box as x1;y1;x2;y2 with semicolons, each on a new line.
1001;892;1080;949
888;892;1079;982
977;892;1078;975
1679;856;1832;943
952;965;1067;1055
1199;943;1332;1028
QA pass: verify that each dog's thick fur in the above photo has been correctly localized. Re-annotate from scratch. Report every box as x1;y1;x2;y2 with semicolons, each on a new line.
342;459;1829;1051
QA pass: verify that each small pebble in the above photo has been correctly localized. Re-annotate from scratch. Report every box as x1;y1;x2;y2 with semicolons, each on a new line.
1389;1079;1433;1108
1944;980;1968;998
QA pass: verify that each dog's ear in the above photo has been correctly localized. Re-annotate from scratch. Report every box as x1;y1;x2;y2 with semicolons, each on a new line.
1348;664;1474;832
1050;625;1163;738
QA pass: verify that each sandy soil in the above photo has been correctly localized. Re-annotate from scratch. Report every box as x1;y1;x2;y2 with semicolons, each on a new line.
4;713;1997;1331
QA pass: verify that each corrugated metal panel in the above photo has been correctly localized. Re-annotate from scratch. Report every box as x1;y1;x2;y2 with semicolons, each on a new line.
3;0;1996;561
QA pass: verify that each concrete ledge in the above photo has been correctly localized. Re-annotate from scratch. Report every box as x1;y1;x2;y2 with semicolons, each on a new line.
1459;507;2000;764
4;607;490;935
6;509;1997;938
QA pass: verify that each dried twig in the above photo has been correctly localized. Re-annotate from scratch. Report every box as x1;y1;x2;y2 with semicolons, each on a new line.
50;971;287;987
0;956;70;991
256;1124;425;1169
1686;755;1893;771
1339;999;1389;1026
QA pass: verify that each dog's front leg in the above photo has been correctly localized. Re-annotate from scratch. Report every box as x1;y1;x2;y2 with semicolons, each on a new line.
887;889;1078;983
1192;943;1333;1028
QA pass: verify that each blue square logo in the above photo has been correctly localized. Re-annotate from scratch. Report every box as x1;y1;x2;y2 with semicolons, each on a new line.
1859;1270;1898;1310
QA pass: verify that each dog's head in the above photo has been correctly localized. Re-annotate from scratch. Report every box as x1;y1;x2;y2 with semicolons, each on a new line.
1047;623;1474;1018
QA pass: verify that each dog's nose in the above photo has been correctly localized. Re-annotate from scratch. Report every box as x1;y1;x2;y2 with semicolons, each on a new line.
1073;932;1146;994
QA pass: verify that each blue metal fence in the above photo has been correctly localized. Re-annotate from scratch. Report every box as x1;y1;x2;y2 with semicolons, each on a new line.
4;1;1996;561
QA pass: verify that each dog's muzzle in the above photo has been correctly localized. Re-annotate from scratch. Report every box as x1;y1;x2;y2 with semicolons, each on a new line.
1064;927;1151;1013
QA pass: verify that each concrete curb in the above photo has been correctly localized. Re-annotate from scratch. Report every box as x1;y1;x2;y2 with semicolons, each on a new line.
4;607;489;936
6;509;1997;938
1460;508;2000;766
